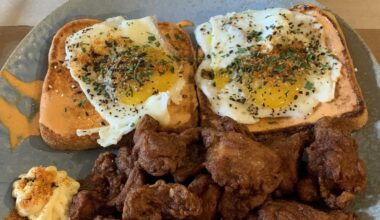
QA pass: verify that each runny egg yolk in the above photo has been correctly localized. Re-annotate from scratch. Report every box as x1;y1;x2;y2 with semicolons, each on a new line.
75;34;180;106
213;72;305;109
248;76;305;108
118;48;179;105
214;71;230;90
210;46;314;109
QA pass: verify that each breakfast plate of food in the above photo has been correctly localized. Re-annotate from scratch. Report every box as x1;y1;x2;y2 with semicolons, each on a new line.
1;0;380;219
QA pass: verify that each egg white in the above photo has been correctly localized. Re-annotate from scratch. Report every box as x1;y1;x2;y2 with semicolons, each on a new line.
195;9;342;123
65;16;184;147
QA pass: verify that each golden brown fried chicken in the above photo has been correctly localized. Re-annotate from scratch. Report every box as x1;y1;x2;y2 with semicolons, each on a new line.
115;146;134;177
257;200;357;220
187;174;221;220
70;190;110;220
307;117;367;208
76;152;126;203
218;191;268;220
70;151;131;219
94;216;119;220
201;128;283;220
97;152;127;201
296;176;320;203
173;129;207;181
108;167;147;211
202;129;282;195
205;116;251;135
122;180;202;220
267;131;311;196
133;115;205;181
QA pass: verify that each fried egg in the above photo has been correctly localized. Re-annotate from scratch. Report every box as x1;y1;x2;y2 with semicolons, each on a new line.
12;166;80;220
195;9;342;124
65;16;185;147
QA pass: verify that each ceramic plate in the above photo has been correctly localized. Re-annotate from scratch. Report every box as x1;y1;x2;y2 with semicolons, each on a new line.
1;0;380;218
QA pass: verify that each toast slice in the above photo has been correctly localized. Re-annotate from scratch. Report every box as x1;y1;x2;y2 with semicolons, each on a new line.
197;5;368;134
40;19;198;150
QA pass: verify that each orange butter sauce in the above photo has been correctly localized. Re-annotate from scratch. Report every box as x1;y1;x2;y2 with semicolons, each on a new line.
177;20;194;28
1;70;43;101
0;70;43;149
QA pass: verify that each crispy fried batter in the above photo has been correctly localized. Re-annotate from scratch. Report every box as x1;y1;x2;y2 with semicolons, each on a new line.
133;115;205;181
297;176;320;203
115;146;134;177
108;167;147;211
123;180;202;220
91;152;126;201
202;129;282;195
219;191;268;220
257;200;357;220
188;174;221;220
307;117;367;208
268;131;311;196
203;116;250;136
70;190;115;220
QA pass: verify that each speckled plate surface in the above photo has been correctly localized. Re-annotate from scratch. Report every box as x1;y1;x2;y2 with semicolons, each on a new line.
1;0;380;218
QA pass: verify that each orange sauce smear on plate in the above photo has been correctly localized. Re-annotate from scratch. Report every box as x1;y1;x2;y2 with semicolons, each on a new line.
177;20;194;27
0;70;43;149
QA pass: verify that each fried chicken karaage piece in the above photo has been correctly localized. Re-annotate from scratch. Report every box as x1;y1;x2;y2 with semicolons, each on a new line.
267;131;311;196
122;180;202;220
91;152;127;200
296;176;320;203
70;190;113;220
133;115;205;182
115;146;134;177
201;128;282;219
218;191;268;220
205;116;251;136
307;117;367;209
257;200;356;220
187;174;221;220
70;152;126;220
108;167;147;211
202;129;282;195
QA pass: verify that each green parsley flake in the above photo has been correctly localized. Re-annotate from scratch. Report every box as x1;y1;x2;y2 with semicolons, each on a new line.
78;99;87;108
236;47;248;54
306;54;314;63
273;64;284;73
148;35;156;43
304;81;315;90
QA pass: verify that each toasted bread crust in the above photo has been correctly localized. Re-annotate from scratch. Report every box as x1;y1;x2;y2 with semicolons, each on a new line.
158;22;199;132
293;4;367;130
198;5;368;134
40;19;102;150
40;19;198;150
